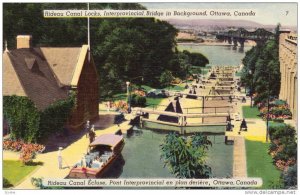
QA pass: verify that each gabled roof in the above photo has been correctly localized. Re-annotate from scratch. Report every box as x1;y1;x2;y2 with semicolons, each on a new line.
3;52;26;96
3;45;90;110
36;46;87;86
4;49;68;110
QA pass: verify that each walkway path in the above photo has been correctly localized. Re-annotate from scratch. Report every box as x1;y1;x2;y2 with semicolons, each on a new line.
233;136;247;178
4;113;128;189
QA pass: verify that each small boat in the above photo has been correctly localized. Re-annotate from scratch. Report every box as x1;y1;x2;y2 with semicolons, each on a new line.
68;134;125;178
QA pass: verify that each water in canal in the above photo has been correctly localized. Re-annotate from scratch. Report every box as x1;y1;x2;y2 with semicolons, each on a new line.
106;44;246;179
107;128;233;178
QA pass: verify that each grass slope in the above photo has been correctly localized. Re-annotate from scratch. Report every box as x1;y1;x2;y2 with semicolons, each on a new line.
245;140;281;189
242;106;261;119
3;160;39;187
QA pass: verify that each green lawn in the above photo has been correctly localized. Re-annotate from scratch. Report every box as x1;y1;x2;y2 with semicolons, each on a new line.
3;160;40;187
165;84;185;91
245;140;281;189
242;106;261;119
112;93;127;101
141;85;154;92
146;97;164;108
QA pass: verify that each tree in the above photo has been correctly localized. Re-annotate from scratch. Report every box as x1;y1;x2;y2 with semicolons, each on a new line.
160;133;212;178
3;3;208;98
159;70;174;88
241;25;281;104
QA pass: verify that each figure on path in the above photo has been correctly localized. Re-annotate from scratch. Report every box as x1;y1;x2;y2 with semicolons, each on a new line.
88;125;96;143
240;118;248;131
58;147;63;169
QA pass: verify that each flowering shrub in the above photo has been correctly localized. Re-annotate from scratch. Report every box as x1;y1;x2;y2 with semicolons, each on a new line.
268;125;297;171
171;78;182;84
20;144;37;164
259;103;292;120
3;139;45;153
133;90;146;97
113;100;129;113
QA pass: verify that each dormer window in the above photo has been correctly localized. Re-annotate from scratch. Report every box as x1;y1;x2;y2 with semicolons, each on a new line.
25;57;39;72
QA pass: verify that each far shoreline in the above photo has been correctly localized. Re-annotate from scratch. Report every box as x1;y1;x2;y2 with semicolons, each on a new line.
177;41;256;47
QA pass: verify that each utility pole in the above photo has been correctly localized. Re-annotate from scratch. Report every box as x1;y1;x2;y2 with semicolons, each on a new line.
266;72;271;142
87;3;90;62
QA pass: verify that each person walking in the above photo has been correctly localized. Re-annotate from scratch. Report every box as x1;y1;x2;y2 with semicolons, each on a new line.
58;147;63;169
88;125;96;143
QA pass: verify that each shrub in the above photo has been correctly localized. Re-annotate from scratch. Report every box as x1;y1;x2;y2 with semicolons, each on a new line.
3;178;13;188
130;94;137;106
39;94;75;140
130;94;146;107
3;96;40;143
269;125;295;141
135;95;146;107
281;165;297;189
3;139;45;153
272;118;284;123
20;144;37;165
4;94;75;143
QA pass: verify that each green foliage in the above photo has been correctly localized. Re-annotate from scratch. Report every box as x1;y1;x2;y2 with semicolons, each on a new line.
268;124;297;184
281;164;297;189
169;50;209;80
3;94;75;143
3;178;13;188
159;70;174;88
160;133;212;178
183;50;209;67
3;95;40;143
241;25;280;105
31;177;64;189
3;3;208;98
130;94;146;107
39;93;75;139
269;124;296;141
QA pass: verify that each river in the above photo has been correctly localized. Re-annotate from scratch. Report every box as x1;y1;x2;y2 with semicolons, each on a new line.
178;44;252;66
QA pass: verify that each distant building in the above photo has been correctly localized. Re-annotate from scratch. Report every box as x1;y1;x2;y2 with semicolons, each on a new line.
3;35;99;130
279;30;297;123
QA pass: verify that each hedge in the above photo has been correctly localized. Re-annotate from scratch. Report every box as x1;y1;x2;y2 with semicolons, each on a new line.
3;94;75;143
3;96;40;143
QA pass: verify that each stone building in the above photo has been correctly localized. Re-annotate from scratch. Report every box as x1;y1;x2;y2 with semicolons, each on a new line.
3;35;99;130
279;30;297;122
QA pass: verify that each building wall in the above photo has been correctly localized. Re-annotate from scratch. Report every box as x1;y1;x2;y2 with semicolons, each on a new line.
279;32;297;122
68;53;99;129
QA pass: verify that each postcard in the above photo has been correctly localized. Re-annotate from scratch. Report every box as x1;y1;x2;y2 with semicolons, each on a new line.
2;1;298;193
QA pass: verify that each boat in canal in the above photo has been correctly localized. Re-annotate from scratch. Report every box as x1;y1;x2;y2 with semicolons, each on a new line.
68;134;125;178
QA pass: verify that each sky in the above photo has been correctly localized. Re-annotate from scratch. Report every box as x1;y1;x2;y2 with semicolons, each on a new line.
141;2;297;27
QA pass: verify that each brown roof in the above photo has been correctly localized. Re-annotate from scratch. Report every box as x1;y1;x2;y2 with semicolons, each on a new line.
3;52;26;96
38;47;82;85
3;48;69;110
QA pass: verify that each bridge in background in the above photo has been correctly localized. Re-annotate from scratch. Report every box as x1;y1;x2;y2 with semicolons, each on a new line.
216;28;275;49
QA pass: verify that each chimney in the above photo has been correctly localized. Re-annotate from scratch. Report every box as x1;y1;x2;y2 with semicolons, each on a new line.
16;35;32;49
